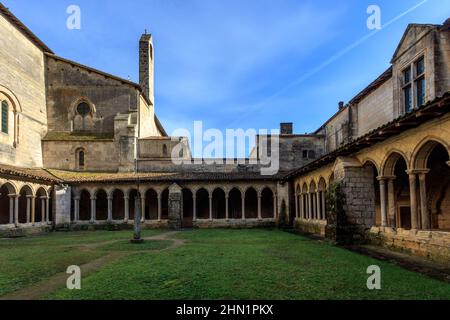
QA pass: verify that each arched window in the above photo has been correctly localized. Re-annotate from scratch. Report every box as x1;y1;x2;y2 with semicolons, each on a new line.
1;101;8;134
76;148;85;170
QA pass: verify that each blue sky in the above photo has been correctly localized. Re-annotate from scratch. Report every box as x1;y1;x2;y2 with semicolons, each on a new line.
3;0;449;151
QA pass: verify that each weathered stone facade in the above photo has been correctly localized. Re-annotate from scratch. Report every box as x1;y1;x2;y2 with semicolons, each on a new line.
0;4;449;262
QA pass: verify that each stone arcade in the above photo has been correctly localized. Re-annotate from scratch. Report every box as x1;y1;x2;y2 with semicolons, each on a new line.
0;3;449;261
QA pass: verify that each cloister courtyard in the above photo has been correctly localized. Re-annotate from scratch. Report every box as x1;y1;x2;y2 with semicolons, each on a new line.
0;228;449;300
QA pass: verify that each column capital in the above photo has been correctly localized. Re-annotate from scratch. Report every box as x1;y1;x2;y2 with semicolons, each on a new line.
90;196;97;201
73;196;80;201
8;194;19;198
446;161;450;167
26;195;36;199
376;175;394;181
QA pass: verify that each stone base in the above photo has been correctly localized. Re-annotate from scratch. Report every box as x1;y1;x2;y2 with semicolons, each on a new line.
367;227;450;263
0;223;52;238
193;219;276;229
294;219;327;236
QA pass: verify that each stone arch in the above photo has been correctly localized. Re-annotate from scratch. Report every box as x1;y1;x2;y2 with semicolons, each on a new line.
245;187;258;219
144;188;158;220
182;188;193;226
412;137;450;170
318;177;327;191
35;187;48;223
79;189;91;221
128;188;141;220
111;189;125;220
261;187;274;219
228;187;242;219
0;182;17;225
302;183;308;194
161;188;169;219
0;181;18;195
212;188;226;219
362;160;380;227
381;150;409;176
196;188;209;219
70;97;97;132
361;158;380;176
95;189;108;221
18;185;34;224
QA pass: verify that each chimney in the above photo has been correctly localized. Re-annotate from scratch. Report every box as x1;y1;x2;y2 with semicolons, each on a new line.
338;101;345;110
139;32;154;104
280;123;293;135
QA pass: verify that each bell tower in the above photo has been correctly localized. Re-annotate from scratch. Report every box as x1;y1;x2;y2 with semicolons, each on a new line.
139;31;154;105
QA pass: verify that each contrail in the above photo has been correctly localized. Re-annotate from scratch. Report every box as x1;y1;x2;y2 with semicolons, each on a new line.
227;0;429;127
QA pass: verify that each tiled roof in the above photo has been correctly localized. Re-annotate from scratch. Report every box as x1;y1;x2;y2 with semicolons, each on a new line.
0;164;61;183
285;92;450;180
46;170;284;183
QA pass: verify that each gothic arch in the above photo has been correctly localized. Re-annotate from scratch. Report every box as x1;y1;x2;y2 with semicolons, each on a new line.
411;137;450;169
381;150;409;176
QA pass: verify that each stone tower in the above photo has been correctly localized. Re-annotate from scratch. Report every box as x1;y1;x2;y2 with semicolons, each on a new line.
139;32;154;104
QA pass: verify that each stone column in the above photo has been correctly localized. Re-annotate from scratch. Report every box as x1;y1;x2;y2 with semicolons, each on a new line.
208;194;213;221
321;191;326;220
308;193;312;220
157;195;162;221
14;195;19;227
41;197;46;222
407;171;418;230
8;195;14;224
31;196;35;225
107;196;113;222
225;195;229;221
124;196;129;223
241;195;246;220
316;192;321;221
257;194;262;221
387;178;396;228
299;194;303;219
378;177;387;227
26;196;31;223
168;183;182;230
192;194;197;222
90;197;96;223
295;193;299;219
273;195;277;219
45;197;50;223
73;197;80;222
418;171;430;230
141;196;146;223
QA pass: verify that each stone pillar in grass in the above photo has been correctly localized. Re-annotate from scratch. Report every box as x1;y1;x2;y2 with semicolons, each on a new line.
168;183;182;230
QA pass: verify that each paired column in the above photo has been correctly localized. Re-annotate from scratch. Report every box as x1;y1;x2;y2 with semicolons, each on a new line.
107;196;113;222
208;194;213;221
8;195;15;224
387;177;396;228
295;193;299;219
124;196;130;223
158;195;162;222
307;193;312;220
418;170;430;230
273;194;277;219
377;177;388;227
407;171;419;230
257;194;262;221
192;194;197;222
241;195;245;220
141;196;146;223
321;191;326;221
73;196;80;222
14;195;19;227
225;195;229;221
316;192;321;220
40;197;46;222
45;197;50;223
90;196;96;223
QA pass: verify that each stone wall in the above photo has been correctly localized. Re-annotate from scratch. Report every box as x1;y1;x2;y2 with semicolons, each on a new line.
0;13;47;167
368;227;450;263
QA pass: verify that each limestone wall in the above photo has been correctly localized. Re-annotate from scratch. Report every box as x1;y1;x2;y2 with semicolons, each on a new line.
0;13;47;167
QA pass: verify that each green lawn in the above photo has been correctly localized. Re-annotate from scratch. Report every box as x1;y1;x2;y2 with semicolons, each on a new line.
1;229;449;300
